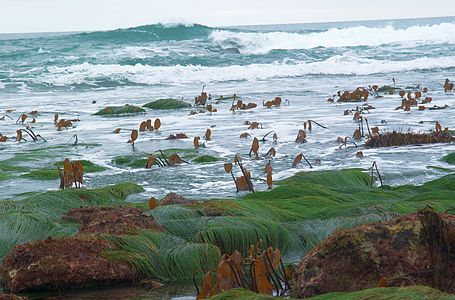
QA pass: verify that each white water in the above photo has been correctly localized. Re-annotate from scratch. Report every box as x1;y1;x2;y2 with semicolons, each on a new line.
211;23;455;53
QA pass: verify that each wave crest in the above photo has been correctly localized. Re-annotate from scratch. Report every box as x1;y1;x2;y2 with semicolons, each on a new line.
74;23;212;43
210;23;455;53
35;55;455;87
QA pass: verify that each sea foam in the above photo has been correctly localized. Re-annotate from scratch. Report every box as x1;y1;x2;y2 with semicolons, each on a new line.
38;55;455;86
210;23;455;53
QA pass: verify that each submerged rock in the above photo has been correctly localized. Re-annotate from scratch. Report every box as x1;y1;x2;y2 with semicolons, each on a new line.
94;104;145;116
1;237;138;293
160;192;191;206
377;85;401;94
64;206;163;235
294;209;455;298
143;98;191;110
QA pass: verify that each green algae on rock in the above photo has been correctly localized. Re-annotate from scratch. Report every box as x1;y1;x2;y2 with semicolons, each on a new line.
94;104;145;116
0;183;144;262
192;155;219;164
209;286;455;300
442;152;455;165
143;98;191;110
1;236;139;293
2;169;455;295
294;210;455;297
307;286;455;300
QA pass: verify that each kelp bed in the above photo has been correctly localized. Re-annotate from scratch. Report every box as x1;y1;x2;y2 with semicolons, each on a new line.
1;168;455;297
365;131;455;148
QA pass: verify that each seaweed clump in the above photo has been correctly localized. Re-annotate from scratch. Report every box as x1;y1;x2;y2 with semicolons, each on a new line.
94;104;145;116
442;152;455;165
143;98;191;110
365;131;454;148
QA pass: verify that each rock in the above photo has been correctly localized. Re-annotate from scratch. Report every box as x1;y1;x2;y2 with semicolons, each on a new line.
294;209;455;298
140;279;164;290
160;192;191;206
93;104;145;116
1;236;138;293
143;98;191;110
0;294;27;300
64;206;163;235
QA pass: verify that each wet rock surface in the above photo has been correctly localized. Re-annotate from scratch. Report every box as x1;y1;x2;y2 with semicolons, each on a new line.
64;206;163;234
160;192;191;206
294;210;455;298
1;236;138;293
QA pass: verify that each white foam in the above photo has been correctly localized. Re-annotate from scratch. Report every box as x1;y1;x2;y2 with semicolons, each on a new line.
38;55;455;86
210;23;455;53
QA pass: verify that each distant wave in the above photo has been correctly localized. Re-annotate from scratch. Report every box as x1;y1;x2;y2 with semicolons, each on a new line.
33;55;455;87
73;23;213;43
210;23;455;53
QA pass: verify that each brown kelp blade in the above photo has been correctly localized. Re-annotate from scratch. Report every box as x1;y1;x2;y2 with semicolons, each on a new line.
224;163;233;173
145;155;157;169
154;118;161;130
292;154;303;167
148;197;158;210
266;172;272;189
205;128;212;141
128;129;138;144
250;137;259;158
194;136;201;148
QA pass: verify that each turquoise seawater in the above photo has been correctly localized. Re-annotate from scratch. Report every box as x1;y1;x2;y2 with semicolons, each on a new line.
0;17;454;200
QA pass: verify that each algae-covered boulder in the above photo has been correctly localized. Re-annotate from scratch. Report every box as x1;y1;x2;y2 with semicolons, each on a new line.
64;207;163;235
160;192;190;206
1;236;138;293
211;286;455;300
192;155;219;164
143;98;191;110
94;104;145;116
294;209;455;298
377;85;400;94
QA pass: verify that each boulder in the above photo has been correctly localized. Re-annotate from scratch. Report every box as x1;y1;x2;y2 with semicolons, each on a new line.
1;236;138;293
64;206;163;235
294;209;455;298
160;192;191;206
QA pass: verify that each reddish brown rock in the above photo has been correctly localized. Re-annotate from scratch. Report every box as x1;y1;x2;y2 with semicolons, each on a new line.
294;209;455;298
0;294;27;300
160;192;191;206
1;236;138;293
64;206;163;235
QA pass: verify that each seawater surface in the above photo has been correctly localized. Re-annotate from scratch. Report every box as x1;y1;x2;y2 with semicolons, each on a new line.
0;17;454;201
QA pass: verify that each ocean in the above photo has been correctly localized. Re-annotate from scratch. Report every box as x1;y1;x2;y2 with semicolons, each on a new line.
0;16;454;200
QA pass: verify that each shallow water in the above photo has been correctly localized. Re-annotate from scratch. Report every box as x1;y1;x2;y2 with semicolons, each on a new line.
0;17;454;201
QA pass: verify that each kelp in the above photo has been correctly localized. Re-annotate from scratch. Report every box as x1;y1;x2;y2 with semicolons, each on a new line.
19;160;106;181
112;149;199;168
365;131;454;148
94;104;145;116
143;98;192;110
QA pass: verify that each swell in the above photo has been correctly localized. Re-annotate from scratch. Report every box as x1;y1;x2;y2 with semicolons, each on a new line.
26;55;455;87
71;23;213;43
